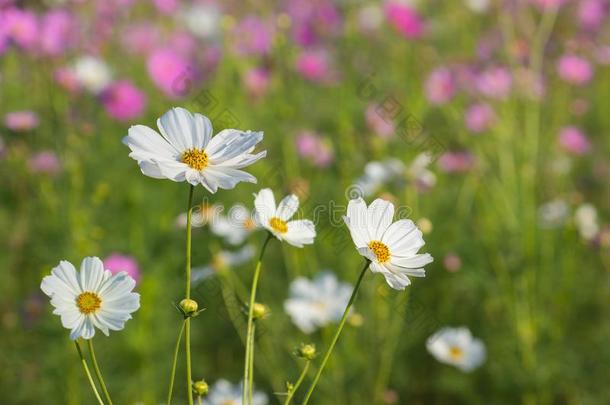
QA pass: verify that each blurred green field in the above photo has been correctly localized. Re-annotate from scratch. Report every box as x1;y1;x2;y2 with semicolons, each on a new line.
2;1;610;404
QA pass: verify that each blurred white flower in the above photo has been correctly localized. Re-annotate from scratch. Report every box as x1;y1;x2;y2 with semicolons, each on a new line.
408;152;437;191
465;0;490;13
210;204;259;245
73;55;112;94
40;257;140;340
254;188;316;247
179;4;221;39
355;158;405;197
124;107;266;192
204;379;267;405
284;271;353;334
176;202;222;229
538;199;570;229
192;245;255;284
344;198;433;290
426;327;486;372
575;203;599;241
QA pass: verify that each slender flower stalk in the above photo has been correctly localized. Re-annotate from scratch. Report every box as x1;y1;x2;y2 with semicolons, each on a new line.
74;341;104;405
301;260;370;405
243;233;273;405
166;320;186;405
283;361;310;405
184;185;195;405
87;339;113;405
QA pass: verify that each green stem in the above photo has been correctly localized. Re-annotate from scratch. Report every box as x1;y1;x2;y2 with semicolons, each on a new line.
283;361;310;405
301;260;369;405
74;341;104;405
243;233;273;405
87;339;113;405
248;323;256;405
185;185;195;405
166;320;186;405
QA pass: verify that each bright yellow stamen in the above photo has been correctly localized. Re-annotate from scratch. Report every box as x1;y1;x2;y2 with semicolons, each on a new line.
269;216;288;234
76;292;102;314
449;346;464;360
368;240;390;263
243;218;256;230
181;148;208;170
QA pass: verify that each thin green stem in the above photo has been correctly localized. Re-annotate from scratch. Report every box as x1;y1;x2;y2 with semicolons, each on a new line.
301;260;369;405
166;320;186;405
247;323;256;405
185;185;195;405
243;233;273;405
87;339;113;405
74;341;104;405
283;361;310;405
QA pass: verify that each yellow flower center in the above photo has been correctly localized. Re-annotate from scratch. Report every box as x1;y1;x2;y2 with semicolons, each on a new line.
368;240;390;263
181;148;209;170
76;292;102;314
269;216;288;234
449;346;464;360
243;218;256;230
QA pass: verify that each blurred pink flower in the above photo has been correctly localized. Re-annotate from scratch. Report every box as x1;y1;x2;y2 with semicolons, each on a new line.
121;24;160;55
4;111;39;131
100;80;147;121
296;131;334;167
295;49;332;83
578;0;607;31
425;67;456;105
154;0;179;14
2;7;38;50
168;31;198;57
438;151;475;173
232;16;274;56
477;67;512;99
104;253;141;284
558;126;590;155
244;68;271;98
384;1;424;39
365;104;395;138
465;103;495;133
54;68;81;93
286;0;342;46
39;10;78;56
147;48;200;98
443;253;462;272
557;54;593;86
531;0;567;9
28;151;61;175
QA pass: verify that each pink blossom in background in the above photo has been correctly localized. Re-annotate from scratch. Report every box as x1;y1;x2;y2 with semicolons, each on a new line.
438;151;475;173
4;111;39;131
147;48;200;98
595;46;610;65
39;10;78;56
365;104;395;138
168;31;198;58
243;68;270;98
557;54;593;86
384;1;424;39
232;16;274;56
425;67;456;105
296;131;334;167
28;151;61;175
578;0;607;31
295;49;332;83
104;253;141;284
100;80;147;121
2;7;39;50
154;0;179;14
54;68;81;93
477;67;512;99
558;126;590;155
443;253;462;272
286;0;342;46
121;24;160;56
531;0;567;9
465;103;495;133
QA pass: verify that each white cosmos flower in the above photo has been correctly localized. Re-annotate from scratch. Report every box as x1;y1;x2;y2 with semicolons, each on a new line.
204;379;267;405
40;257;140;340
355;158;405;197
123;107;266;193
426;327;486;372
73;55;112;94
343;197;433;290
210;204;259;245
254;188;316;247
178;4;221;39
192;245;255;284
284;271;353;334
575;203;599;241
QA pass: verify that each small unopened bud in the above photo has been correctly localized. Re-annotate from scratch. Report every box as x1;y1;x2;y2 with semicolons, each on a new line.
297;343;317;360
180;298;199;315
192;379;209;397
252;302;268;320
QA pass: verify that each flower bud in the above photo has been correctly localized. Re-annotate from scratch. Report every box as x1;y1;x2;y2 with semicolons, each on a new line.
180;298;199;315
252;302;268;320
192;379;209;397
297;343;317;360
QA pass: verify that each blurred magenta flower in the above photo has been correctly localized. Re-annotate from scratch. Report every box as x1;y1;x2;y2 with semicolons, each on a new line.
4;111;39;131
531;0;567;9
168;31;199;57
425;67;456;105
477;67;512;99
232;16;274;56
243;68;271;98
101;80;147;121
154;0;179;14
465;103;495;133
384;1;424;39
578;0;607;31
557;54;593;86
147;48;200;98
558;126;590;155
39;9;77;56
295;49;333;83
296;131;334;167
365;104;395;138
2;7;38;50
104;253;141;284
286;0;342;46
438;151;475;173
121;23;160;55
28;151;61;175
54;67;81;93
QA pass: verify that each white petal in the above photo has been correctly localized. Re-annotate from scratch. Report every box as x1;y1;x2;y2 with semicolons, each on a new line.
276;194;299;221
70;316;95;340
391;253;433;269
123;125;178;161
214;150;267;169
157;107;205;150
283;220;316;247
41;260;81;298
80;257;106;291
357;246;377;262
367;199;394;240
344;198;369;248
202;167;257;191
254;188;276;225
98;271;137;302
382;220;424;256
380;269;411;290
207;130;263;163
